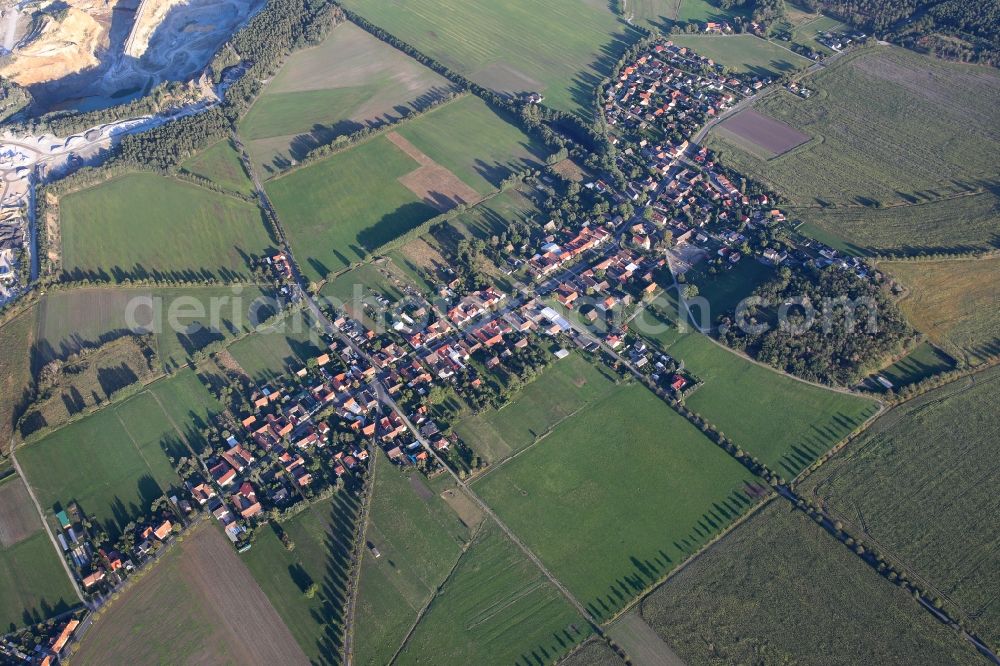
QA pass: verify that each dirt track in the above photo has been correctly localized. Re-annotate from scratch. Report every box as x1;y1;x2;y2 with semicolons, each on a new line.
386;131;481;211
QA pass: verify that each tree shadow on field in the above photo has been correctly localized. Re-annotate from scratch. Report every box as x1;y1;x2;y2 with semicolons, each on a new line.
311;491;360;666
356;202;438;253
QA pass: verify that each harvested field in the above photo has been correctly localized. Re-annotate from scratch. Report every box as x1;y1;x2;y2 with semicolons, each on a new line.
882;257;1000;364
33;285;278;371
387;131;482;211
0;476;41;548
73;521;307;665
803;365;1000;647
606;611;684;666
641;502;980;665
715;109;810;156
439;486;485;532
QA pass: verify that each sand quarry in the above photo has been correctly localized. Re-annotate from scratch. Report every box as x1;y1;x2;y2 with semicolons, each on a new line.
0;0;264;111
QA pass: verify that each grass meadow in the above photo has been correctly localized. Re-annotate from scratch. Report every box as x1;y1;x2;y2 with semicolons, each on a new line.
34;285;278;371
179;138;255;196
266;96;546;282
339;0;640;116
241;493;360;663
240;21;455;175
398;522;592;664
707;47;1000;252
641;502;980;665
17;369;218;539
453;352;621;464
354;451;471;665
883;257;1000;364
474;381;764;620
60;173;274;282
669;34;811;74
226;309;324;381
261;135;433;282
803;365;1000;648
663;333;879;476
0;475;77;630
874;341;955;389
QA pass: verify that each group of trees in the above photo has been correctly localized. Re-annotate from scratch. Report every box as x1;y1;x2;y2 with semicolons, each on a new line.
719;265;913;385
814;0;1000;64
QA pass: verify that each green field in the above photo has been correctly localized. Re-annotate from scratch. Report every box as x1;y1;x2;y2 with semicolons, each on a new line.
0;531;77;629
179;138;255;196
453;353;621;464
242;493;360;663
641;501;980;665
475;381;764;619
16;370;213;538
267;96;546;281
663;333;879;476
60;173;274;282
803;365;1000;647
355;452;471;665
240;21;454;175
0;476;78;630
392;97;548;197
34;285;278;371
340;0;640;116
266;135;435;281
669;34;811;74
874;341;955;389
790;190;1000;256
226;309;324;381
0;308;37;443
398;522;592;664
884;257;1000;364
707;47;1000;252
